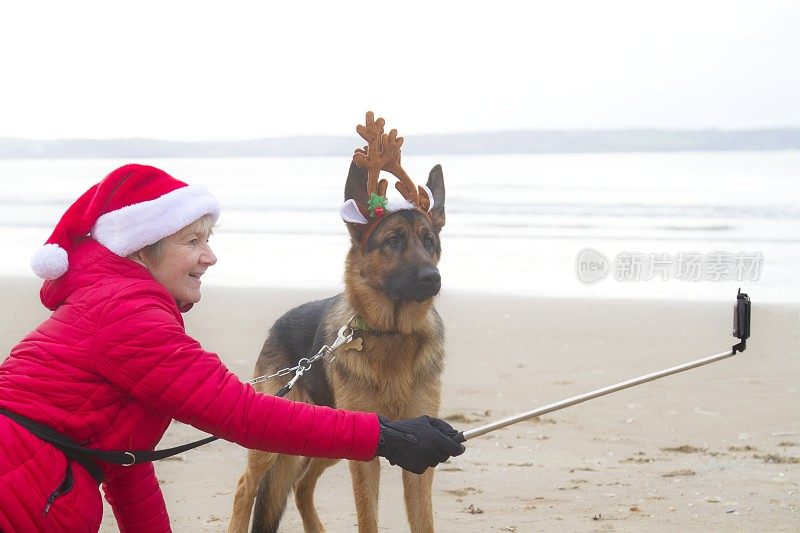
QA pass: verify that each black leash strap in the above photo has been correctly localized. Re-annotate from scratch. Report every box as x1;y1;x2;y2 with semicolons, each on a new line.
0;408;105;483
0;386;292;479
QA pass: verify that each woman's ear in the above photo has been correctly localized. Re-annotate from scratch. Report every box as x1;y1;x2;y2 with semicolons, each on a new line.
127;250;148;269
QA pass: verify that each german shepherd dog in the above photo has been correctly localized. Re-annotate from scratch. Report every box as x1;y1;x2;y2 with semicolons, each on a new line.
227;117;447;533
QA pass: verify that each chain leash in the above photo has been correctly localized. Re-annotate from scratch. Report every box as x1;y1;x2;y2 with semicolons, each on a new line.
247;316;359;393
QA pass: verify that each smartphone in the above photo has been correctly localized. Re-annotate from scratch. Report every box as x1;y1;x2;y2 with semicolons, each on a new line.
733;289;751;340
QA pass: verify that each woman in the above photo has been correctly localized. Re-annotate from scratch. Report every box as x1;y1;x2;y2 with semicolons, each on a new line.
0;164;464;532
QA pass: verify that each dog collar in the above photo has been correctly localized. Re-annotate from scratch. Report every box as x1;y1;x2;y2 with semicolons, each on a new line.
352;315;392;336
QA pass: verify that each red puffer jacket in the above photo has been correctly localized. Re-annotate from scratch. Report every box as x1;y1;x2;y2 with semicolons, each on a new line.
0;238;379;532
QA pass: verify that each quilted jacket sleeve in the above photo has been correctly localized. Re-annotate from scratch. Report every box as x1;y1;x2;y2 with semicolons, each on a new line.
102;462;171;533
93;282;379;461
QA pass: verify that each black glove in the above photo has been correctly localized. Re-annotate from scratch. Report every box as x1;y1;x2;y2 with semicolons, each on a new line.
375;415;466;474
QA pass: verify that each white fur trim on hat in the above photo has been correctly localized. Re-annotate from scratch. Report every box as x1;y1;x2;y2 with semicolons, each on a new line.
385;196;415;213
31;243;69;280
92;185;220;257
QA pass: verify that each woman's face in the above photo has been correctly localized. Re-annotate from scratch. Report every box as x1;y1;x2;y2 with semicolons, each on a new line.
147;224;217;307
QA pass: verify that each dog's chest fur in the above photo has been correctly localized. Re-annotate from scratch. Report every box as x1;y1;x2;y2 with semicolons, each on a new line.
324;309;444;418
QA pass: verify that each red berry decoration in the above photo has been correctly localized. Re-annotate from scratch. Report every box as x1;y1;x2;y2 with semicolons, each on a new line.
374;207;385;217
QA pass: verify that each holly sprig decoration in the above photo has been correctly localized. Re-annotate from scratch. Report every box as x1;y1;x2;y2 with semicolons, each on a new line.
367;192;388;218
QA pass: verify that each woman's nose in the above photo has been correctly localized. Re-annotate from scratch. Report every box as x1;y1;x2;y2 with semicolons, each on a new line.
202;245;217;266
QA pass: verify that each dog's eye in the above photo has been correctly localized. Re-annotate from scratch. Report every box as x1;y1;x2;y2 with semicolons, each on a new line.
424;236;435;249
385;235;399;247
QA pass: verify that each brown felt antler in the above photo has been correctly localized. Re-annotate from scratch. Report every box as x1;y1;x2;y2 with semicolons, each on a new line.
353;111;394;199
352;111;431;212
384;145;430;210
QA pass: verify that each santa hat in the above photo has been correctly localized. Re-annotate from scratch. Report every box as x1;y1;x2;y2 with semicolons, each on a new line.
31;164;221;280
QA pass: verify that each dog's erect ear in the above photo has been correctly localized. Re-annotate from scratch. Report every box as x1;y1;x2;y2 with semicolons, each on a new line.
344;160;369;241
427;164;446;232
345;160;369;205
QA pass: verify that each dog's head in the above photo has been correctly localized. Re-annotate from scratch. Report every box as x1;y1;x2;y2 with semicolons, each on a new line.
339;112;447;332
342;160;446;326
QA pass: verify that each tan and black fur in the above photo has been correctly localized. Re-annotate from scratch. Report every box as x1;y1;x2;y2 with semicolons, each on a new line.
228;161;447;533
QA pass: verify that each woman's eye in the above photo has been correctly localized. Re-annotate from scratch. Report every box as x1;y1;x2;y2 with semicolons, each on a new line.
188;239;198;246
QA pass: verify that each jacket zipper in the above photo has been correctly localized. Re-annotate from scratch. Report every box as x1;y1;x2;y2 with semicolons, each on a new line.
43;459;75;517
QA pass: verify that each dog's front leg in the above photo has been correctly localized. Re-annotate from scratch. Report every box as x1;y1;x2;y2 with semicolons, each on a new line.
349;457;381;533
402;468;435;533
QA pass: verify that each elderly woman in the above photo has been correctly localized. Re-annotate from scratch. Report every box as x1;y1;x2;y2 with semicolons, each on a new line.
0;164;464;532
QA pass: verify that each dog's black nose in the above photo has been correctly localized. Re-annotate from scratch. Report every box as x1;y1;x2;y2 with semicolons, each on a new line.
415;267;441;299
417;267;441;287
386;265;442;301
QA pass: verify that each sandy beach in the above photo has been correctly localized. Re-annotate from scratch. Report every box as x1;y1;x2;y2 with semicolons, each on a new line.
1;277;797;532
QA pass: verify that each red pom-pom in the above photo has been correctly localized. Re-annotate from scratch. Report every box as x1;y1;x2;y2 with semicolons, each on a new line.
374;207;385;217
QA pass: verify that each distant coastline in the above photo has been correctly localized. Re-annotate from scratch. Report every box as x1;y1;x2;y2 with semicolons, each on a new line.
1;129;798;158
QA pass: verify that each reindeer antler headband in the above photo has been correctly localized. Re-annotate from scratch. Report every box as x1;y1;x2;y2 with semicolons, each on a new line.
340;112;434;234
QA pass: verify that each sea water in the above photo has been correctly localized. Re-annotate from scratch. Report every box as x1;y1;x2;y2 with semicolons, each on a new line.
0;152;798;303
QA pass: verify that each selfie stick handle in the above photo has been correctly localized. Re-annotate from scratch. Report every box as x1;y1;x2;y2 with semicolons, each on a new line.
457;348;736;442
456;290;751;443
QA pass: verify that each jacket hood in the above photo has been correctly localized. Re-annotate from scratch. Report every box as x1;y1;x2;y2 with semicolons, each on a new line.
39;238;190;313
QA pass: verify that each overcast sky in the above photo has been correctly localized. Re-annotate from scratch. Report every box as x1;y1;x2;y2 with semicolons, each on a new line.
1;1;798;141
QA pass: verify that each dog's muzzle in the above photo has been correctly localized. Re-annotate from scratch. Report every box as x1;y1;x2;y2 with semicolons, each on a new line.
386;265;441;302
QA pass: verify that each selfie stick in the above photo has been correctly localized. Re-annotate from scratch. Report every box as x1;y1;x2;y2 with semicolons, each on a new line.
456;290;751;442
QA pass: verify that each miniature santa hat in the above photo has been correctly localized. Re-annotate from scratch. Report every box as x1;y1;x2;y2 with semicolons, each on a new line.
31;164;220;280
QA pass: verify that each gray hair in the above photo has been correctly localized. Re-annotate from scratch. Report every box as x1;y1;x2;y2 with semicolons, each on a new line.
131;214;215;266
